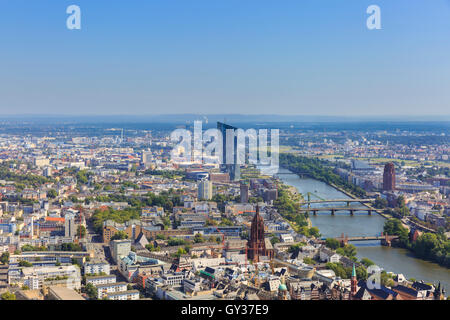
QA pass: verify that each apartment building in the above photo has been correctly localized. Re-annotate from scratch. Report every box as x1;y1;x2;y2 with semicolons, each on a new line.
86;274;116;286
96;282;127;299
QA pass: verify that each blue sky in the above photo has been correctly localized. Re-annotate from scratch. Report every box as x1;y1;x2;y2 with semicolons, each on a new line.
1;0;450;116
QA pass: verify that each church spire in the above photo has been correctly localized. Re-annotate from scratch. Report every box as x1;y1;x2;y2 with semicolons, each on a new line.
350;263;357;297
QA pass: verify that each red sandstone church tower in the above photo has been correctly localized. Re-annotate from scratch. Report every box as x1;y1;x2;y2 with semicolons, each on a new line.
351;263;358;297
247;205;266;263
383;162;396;191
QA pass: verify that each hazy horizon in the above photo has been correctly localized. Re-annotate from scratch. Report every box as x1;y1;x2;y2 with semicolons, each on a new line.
0;113;449;124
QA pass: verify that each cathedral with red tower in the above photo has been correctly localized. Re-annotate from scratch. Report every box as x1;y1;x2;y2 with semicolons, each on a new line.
247;205;273;262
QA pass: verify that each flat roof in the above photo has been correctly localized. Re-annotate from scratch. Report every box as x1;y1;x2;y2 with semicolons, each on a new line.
48;286;85;300
86;275;115;280
106;290;139;297
95;282;127;289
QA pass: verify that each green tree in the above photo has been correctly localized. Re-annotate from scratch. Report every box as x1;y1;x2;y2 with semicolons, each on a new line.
84;283;98;300
325;238;340;250
270;235;281;245
342;244;357;258
360;257;375;267
355;265;368;281
194;233;205;243
383;218;409;246
174;247;187;258
60;243;83;252
167;237;187;246
0;252;9;264
303;257;316;265
308;227;321;238
288;242;305;254
77;225;86;238
18;260;33;267
47;189;58;199
110;231;129;240
373;197;388;209
1;292;16;300
412;233;443;261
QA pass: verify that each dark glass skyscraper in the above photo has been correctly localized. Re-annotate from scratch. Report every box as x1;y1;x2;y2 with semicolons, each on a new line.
217;121;240;181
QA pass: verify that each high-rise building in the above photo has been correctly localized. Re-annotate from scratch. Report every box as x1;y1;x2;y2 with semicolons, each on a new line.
383;162;396;191
141;150;152;166
64;214;76;238
217;122;240;181
247;205;267;263
43;166;52;177
263;189;278;203
198;179;213;200
111;239;132;263
240;182;249;203
34;157;50;168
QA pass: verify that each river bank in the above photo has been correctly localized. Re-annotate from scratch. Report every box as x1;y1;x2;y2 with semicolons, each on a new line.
277;167;450;290
329;182;392;220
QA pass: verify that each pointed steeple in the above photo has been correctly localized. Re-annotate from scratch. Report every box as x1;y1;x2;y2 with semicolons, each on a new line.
350;263;358;297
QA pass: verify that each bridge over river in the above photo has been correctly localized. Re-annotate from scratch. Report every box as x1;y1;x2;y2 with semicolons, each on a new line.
299;198;378;215
319;233;399;246
277;167;450;290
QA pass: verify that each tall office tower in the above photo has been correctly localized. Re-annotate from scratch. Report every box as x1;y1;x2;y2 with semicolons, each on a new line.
240;181;249;203
217;122;240;181
141;150;152;168
198;179;213;200
64;214;76;238
43;166;52;177
25;216;34;238
383;162;396;191
247;205;266;263
111;239;132;263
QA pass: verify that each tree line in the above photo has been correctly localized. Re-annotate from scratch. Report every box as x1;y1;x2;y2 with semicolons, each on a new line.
279;154;366;198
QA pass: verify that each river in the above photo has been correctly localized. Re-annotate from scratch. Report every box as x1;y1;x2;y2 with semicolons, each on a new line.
277;167;450;290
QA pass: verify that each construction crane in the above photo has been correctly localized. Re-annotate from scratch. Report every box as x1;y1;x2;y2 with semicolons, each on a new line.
248;267;260;288
269;259;275;275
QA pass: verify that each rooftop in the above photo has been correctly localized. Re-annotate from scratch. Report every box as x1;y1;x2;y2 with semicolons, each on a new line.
48;286;85;300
